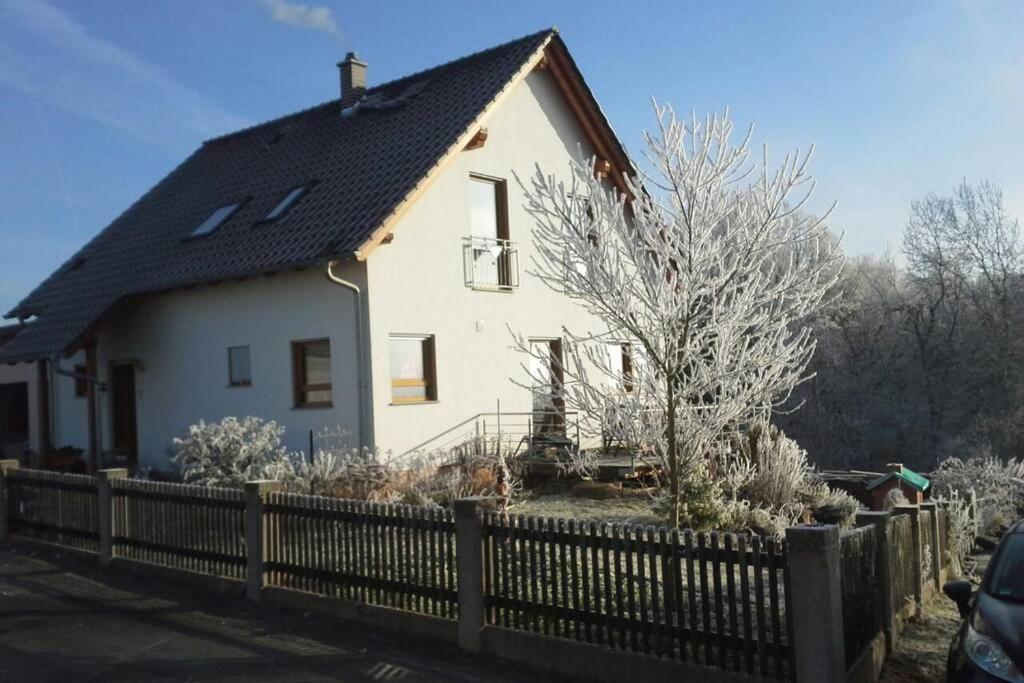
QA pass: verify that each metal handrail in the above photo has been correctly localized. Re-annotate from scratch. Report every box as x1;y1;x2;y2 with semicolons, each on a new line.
463;236;519;291
398;409;580;460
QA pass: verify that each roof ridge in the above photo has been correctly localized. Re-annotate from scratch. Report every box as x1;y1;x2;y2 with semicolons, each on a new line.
204;27;556;147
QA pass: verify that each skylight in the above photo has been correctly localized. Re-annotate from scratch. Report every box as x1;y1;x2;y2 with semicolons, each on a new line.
190;203;240;237
264;186;309;221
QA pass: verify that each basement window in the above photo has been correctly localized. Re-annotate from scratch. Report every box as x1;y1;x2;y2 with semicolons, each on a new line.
189;203;242;237
263;185;310;221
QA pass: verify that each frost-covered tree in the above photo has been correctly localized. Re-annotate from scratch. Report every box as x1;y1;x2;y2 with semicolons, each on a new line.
515;106;841;527
782;180;1024;469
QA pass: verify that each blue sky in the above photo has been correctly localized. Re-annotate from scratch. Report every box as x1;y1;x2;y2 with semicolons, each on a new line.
2;0;1023;315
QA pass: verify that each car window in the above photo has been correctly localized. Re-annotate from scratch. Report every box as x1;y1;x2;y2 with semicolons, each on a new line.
988;534;1024;601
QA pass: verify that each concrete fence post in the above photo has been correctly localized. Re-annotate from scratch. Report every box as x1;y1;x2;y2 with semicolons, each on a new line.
96;468;128;565
920;502;942;592
244;480;281;602
454;496;498;653
893;504;923;613
0;459;19;541
856;510;895;653
785;524;846;682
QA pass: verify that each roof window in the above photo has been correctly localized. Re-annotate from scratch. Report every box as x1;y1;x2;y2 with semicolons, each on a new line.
264;185;311;221
189;203;241;237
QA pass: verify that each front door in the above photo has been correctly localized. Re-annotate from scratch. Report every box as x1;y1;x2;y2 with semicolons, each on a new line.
529;339;565;436
110;363;138;463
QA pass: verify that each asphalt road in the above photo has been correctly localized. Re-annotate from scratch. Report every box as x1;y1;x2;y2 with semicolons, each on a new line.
0;544;570;683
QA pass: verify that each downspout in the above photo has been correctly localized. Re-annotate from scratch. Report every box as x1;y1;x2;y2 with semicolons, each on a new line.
325;260;369;453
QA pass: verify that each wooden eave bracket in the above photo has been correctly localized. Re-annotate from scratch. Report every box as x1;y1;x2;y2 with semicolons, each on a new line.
465;128;488;151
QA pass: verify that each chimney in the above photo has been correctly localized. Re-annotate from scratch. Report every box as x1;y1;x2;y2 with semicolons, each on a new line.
885;463;904;474
338;52;367;109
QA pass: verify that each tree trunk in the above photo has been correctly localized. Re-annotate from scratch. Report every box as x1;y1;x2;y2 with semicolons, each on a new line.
667;378;680;529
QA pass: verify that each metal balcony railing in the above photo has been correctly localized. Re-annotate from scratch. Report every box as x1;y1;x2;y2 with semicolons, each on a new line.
463;236;519;291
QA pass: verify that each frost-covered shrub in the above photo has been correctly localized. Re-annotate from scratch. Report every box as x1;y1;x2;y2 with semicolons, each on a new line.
938;491;978;578
931;455;1024;536
288;450;360;497
171;417;295;487
811;489;859;527
882;488;909;511
731;421;823;511
705;421;860;535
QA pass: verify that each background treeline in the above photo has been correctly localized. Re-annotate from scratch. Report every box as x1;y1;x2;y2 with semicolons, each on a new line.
779;181;1024;472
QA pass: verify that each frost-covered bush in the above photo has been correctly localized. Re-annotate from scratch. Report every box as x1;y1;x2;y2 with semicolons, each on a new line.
706;421;860;535
811;489;860;527
931;455;1024;536
883;488;909;511
171;417;295;487
731;421;823;511
288;450;360;497
938;491;978;578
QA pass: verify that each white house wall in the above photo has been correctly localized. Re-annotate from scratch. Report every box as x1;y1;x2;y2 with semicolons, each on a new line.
57;265;364;471
50;349;89;451
365;68;615;455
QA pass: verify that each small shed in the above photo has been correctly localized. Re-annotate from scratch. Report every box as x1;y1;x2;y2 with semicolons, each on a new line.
867;463;930;509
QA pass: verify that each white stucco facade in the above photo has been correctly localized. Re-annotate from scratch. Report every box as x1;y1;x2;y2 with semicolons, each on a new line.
38;64;617;469
64;265;363;470
365;68;613;455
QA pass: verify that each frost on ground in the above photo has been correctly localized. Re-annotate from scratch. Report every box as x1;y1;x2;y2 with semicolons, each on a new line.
514;494;662;526
879;552;991;683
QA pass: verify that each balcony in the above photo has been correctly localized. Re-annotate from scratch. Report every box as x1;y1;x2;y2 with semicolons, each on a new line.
463;236;519;291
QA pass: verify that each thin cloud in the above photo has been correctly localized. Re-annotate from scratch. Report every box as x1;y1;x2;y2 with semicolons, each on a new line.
0;0;248;149
260;0;343;40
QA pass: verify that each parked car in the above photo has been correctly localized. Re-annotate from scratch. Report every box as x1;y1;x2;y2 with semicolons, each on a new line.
944;520;1024;682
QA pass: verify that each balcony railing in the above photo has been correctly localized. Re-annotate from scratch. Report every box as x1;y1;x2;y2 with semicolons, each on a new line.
463;236;519;291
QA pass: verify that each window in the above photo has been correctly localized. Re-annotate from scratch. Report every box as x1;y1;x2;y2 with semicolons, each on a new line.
988;534;1024;601
389;335;436;404
291;339;332;407
465;175;517;290
263;185;310;221
228;346;251;387
607;342;634;392
74;364;88;397
469;176;507;241
189;203;242;237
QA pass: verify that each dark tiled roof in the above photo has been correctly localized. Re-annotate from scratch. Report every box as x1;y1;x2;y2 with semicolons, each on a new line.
0;323;23;349
1;29;556;362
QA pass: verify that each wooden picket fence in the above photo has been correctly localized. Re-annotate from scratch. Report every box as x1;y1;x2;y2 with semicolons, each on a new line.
889;513;916;612
262;492;459;619
839;525;880;667
4;468;99;553
919;509;935;584
0;464;962;683
482;512;793;680
109;479;247;580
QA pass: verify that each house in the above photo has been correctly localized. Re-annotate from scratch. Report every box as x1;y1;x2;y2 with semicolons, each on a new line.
0;29;633;472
